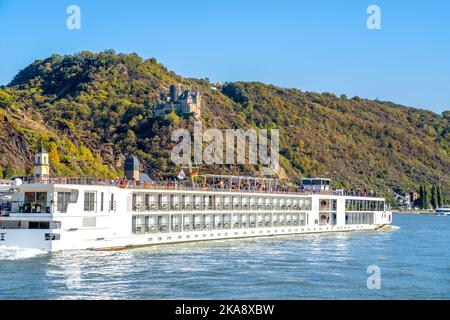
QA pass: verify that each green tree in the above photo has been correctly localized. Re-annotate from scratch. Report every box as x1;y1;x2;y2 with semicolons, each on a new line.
422;184;432;209
418;185;424;208
436;185;444;208
166;112;180;125
431;185;438;209
3;163;15;179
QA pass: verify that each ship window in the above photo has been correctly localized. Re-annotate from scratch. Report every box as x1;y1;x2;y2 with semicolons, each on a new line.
84;192;96;212
23;192;49;213
332;199;337;211
45;233;60;241
25;192;47;204
57;192;71;213
69;190;79;203
110;193;115;211
101;192;104;212
132;193;138;210
29;221;50;229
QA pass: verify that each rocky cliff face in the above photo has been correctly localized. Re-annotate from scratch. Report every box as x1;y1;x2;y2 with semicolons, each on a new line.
0;116;33;176
0;50;448;200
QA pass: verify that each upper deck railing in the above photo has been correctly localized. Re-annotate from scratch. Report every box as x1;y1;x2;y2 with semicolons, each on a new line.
20;177;381;198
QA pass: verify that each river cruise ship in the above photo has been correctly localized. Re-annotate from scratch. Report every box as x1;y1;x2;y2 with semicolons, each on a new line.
0;173;392;252
0;147;392;252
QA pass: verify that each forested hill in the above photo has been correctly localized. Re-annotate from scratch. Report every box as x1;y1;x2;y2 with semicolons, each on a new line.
0;50;448;201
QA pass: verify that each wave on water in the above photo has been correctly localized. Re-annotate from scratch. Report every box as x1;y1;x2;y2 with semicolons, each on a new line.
0;246;47;260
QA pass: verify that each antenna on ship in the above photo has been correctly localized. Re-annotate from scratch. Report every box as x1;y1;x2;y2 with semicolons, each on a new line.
147;165;163;181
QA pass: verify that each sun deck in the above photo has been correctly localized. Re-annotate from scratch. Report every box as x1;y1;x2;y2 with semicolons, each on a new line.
19;175;380;198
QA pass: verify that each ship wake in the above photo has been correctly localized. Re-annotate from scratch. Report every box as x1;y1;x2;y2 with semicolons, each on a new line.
0;246;47;260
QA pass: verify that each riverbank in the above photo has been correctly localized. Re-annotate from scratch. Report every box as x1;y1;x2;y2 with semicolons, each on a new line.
394;209;434;214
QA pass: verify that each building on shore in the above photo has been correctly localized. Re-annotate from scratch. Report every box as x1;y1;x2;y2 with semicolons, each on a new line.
397;191;419;209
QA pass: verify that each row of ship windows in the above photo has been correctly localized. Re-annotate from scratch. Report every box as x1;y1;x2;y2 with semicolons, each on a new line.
132;212;308;234
345;212;375;225
345;200;385;212
131;194;312;212
131;212;376;234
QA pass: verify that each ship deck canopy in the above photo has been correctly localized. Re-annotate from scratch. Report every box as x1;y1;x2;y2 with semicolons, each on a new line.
199;174;278;190
301;178;331;186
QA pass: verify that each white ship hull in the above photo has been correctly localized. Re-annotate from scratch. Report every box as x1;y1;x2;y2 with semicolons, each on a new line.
1;223;386;252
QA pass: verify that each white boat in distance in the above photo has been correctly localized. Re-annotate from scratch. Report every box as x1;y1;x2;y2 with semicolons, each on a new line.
435;207;450;216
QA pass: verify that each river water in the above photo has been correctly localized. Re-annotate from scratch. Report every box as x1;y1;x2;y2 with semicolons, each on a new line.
0;214;448;299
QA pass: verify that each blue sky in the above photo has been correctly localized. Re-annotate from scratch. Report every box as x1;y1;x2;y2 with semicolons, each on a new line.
0;0;449;114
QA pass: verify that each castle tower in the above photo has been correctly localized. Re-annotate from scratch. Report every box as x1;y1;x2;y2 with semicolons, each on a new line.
170;84;181;102
34;144;50;181
194;89;201;116
124;154;140;181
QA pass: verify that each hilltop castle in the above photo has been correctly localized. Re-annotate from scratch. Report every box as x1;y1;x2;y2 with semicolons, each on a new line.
154;84;201;119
